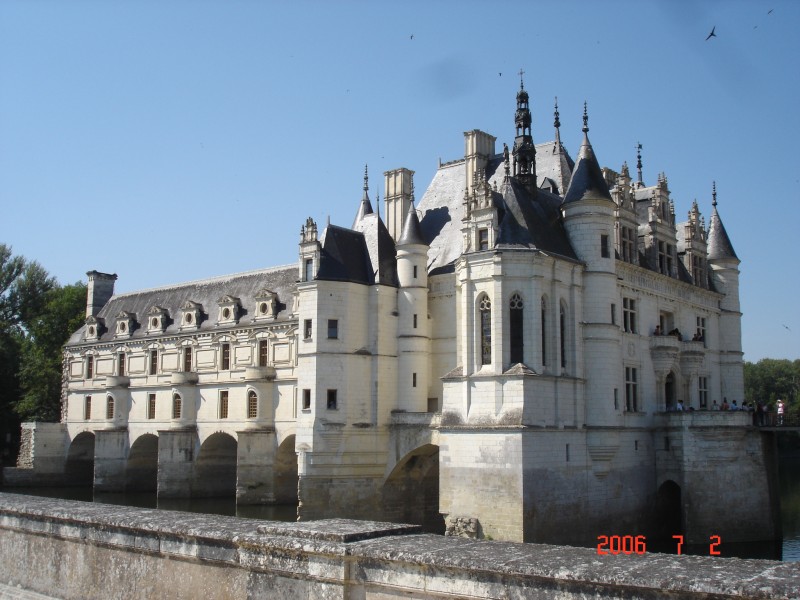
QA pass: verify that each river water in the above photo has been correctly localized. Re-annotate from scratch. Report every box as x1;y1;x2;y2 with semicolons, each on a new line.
5;457;799;562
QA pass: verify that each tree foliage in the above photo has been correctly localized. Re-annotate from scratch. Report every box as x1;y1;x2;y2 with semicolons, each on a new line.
744;358;800;411
0;243;85;432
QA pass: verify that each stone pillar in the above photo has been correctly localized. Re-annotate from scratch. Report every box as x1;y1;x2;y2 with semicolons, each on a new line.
236;428;277;504
93;429;128;493
157;429;196;498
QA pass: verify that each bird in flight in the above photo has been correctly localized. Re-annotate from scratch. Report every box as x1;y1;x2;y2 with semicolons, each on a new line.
410;34;414;40
783;324;791;331
706;26;716;40
768;9;773;14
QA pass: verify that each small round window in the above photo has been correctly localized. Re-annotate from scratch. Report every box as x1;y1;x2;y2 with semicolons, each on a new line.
88;326;95;336
222;308;231;319
185;313;193;324
259;302;268;315
151;318;158;328
119;322;126;332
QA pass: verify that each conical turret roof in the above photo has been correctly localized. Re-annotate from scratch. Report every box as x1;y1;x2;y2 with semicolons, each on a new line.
707;187;738;261
398;201;426;246
563;106;612;204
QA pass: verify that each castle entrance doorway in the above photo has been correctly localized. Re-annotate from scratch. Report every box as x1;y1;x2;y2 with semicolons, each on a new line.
65;432;95;485
126;434;158;492
382;444;444;534
193;432;237;498
654;480;682;539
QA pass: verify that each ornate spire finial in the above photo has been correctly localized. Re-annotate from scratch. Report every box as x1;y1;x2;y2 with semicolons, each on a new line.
554;97;561;129
712;181;717;208
363;164;369;192
582;102;589;134
518;68;525;89
376;191;380;218
636;142;643;185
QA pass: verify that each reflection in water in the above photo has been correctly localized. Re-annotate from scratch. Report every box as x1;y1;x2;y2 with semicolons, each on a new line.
5;458;799;561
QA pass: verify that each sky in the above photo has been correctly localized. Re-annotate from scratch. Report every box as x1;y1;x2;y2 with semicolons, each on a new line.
1;0;798;362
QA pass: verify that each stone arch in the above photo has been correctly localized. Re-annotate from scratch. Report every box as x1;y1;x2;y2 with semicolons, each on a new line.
65;432;95;485
654;480;682;539
193;432;238;498
382;444;443;534
274;434;298;504
126;433;158;492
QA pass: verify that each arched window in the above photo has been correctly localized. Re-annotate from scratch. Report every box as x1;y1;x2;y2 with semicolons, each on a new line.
172;393;182;419
106;395;115;419
541;297;547;367
479;295;492;366
247;390;258;419
510;293;524;364
560;301;568;370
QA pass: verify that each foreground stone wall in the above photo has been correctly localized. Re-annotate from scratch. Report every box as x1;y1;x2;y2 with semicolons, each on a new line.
1;493;797;600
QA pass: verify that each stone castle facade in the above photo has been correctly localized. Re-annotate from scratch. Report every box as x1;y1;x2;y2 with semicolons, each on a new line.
9;83;779;545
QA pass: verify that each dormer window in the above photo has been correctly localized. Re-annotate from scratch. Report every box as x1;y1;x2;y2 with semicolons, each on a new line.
217;295;240;326
85;315;103;341
254;288;279;322
115;311;135;338
180;301;202;331
147;306;168;334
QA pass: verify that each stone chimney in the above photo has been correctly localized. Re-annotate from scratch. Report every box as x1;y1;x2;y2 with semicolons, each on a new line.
86;271;117;317
384;168;415;243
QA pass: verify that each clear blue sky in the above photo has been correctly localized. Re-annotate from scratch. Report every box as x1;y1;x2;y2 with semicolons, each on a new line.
1;0;797;362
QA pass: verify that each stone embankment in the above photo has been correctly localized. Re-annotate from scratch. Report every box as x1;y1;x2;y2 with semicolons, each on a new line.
0;493;797;599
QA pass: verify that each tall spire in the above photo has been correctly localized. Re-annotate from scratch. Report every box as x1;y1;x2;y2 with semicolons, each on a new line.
707;181;738;261
352;164;374;228
553;96;562;152
563;102;612;204
512;69;536;186
636;142;643;186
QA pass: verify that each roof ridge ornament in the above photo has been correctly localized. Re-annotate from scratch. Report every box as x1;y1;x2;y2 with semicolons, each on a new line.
636;142;643;186
712;180;718;208
582;101;589;134
554;97;562;153
363;164;369;193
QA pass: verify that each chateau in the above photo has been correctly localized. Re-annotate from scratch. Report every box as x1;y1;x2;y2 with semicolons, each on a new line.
9;83;779;545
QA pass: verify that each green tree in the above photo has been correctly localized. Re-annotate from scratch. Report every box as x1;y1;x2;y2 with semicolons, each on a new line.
15;283;86;421
744;358;800;411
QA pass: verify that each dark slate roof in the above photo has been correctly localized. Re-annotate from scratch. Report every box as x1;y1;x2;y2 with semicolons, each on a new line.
66;265;298;346
317;225;378;285
352;213;399;286
398;201;426;246
535;141;574;195
707;206;738;261
417;139;575;272
496;180;577;258
563;133;613;204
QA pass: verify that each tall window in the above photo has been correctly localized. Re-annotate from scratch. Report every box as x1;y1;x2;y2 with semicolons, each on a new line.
326;389;337;410
118;353;125;376
413;314;418;329
106;395;115;419
183;347;192;372
147;393;156;420
248;390;258;418
600;234;610;258
692;255;705;287
658;241;667;275
698;376;709;409
327;319;338;339
625;367;638;412
510;293;524;364
172;394;182;419
623;298;637;334
304;258;314;282
304;319;312;340
219;391;229;419
541;297;547;367
621;226;635;263
149;349;158;375
302;389;311;410
560;302;567;370
479;295;492;366
221;343;230;370
696;316;706;345
259;340;269;367
84;395;91;420
478;228;489;251
86;355;94;379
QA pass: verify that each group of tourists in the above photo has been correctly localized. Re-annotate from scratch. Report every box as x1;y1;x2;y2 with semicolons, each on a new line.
709;398;787;426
